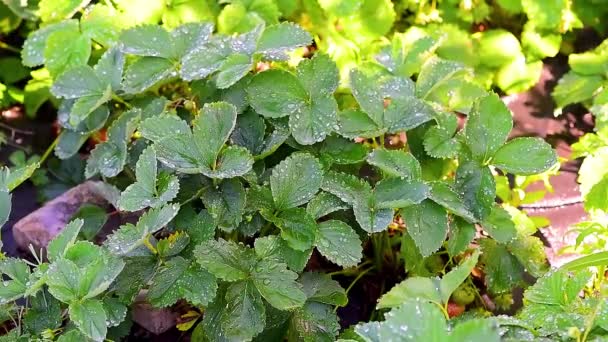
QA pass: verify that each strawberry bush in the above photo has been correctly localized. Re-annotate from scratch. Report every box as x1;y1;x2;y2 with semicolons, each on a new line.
1;1;608;341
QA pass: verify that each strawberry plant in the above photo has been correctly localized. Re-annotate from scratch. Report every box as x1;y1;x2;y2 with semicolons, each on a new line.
0;12;566;339
1;1;608;342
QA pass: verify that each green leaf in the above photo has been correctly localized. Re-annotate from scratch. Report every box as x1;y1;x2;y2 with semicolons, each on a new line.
401;200;448;256
231;109;266;154
353;201;394;234
376;34;437;78
378;251;479;309
491;137;557;175
74;244;125;299
104;204;179;255
367;149;421;180
480;206;517;243
296;53;339;95
448;319;501;342
270;153;323;210
317;0;362;16
204;145;254;179
215;53;253;89
307;191;349;219
194;101;238;168
290;302;340;341
455;162;495;220
85;109;141;178
480;239;525;294
103;297;127;328
46;259;80;302
122;57;177;94
553;72;603;109
423;115;459;159
246;69;308;118
524;269;591;306
39;0;90;22
201;178;246;231
522;26;561;60
341;0;395;43
559;251;608;271
252;258;307;310
0;57;29;84
428;181;477;223
256;22;312;60
583;176;608;212
80;4;124;47
475;29;523;68
350;68;433;133
119;25;174;59
463;93;513;162
319;135;370;165
148;256;217;307
143;104;256;178
299;272;347;306
114;256;157;303
52;66;106;99
0;258;30;304
195;239;256;281
6;162;39;190
22;20;79;67
118;145;179;211
416;57;466;99
273;208;317;251
23;290;62;335
44;29;91;78
439;250;480;303
336;109;384;139
254;235;312;272
447;218;475;257
377;277;442;309
93;47;125;91
72;204;108;240
0;186;9;229
69;299;106;341
163;1;217;29
374;178;429;208
290;94;339;145
180;37;232;81
47;219;84;262
522;0;581;31
316;220;362;267
508;235;548;277
222;281;266;341
357;299;447;341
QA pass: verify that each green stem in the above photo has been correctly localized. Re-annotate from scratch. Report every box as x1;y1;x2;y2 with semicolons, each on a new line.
0;41;20;54
334;267;374;313
123;166;136;181
180;185;210;206
112;94;133;109
40;135;60;165
581;265;606;342
327;260;371;276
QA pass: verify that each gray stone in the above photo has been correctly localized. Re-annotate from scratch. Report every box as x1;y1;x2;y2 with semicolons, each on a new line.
12;181;110;251
131;292;178;335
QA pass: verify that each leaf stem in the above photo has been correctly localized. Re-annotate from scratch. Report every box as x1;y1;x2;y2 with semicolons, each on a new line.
327;260;372;276
335;266;375;313
0;41;20;54
112;94;133;109
180;185;210;206
40;134;60;165
581;265;606;342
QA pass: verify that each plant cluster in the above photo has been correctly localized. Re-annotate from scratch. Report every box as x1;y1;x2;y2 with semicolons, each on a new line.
0;1;607;342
